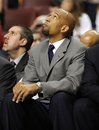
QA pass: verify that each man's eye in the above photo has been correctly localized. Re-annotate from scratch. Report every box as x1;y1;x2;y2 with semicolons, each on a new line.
53;16;57;19
11;32;16;35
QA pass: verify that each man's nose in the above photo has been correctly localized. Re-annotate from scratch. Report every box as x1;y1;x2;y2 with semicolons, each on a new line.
4;33;9;38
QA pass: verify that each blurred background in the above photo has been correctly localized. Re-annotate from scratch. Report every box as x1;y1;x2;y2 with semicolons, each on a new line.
0;0;99;47
0;0;98;30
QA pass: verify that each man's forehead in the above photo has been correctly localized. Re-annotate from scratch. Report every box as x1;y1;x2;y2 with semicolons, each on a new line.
54;8;67;14
9;26;21;32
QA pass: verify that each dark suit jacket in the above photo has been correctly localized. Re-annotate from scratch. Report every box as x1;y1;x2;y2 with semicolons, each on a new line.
0;50;8;59
15;52;29;82
0;56;16;101
80;44;99;104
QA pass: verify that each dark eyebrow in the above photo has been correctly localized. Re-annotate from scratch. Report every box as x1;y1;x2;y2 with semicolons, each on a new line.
10;31;14;33
8;30;14;33
54;12;60;18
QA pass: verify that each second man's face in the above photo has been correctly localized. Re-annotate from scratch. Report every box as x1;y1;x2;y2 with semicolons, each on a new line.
3;26;22;52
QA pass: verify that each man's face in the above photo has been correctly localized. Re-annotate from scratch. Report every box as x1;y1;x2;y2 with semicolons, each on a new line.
3;26;22;53
42;9;67;36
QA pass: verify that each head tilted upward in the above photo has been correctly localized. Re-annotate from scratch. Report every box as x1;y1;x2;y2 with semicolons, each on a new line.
43;8;76;43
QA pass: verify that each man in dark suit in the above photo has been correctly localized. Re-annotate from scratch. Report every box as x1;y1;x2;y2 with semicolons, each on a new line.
0;56;16;101
0;56;17;130
74;44;99;130
2;25;33;81
1;9;86;130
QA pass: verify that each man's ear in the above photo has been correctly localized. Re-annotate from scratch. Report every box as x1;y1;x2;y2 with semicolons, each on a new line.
61;25;69;33
20;38;27;46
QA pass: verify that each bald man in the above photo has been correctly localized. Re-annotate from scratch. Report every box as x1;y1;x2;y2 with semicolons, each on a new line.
80;30;99;48
1;9;86;130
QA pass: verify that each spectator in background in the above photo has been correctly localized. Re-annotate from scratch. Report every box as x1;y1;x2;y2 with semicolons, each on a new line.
7;0;24;9
7;0;19;9
61;0;92;37
0;0;4;28
96;5;99;32
18;0;24;7
80;30;99;48
49;0;62;12
0;24;3;49
30;0;62;41
30;15;47;41
31;30;42;47
83;0;99;29
2;25;33;82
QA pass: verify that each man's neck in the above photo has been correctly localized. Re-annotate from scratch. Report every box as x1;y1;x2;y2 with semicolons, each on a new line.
49;35;65;44
9;50;26;60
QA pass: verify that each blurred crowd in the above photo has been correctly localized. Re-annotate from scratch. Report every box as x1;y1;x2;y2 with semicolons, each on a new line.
0;0;99;49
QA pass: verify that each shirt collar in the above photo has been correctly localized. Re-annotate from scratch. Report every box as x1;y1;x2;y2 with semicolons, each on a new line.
49;38;65;53
10;53;25;66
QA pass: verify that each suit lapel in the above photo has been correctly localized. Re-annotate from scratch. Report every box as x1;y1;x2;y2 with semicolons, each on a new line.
15;53;29;72
40;40;50;75
48;38;71;74
40;38;71;76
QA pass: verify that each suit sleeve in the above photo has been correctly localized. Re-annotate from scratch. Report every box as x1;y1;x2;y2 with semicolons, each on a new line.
80;51;99;104
0;63;17;101
22;53;40;83
41;47;86;98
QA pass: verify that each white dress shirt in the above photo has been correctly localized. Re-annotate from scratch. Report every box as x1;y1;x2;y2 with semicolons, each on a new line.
49;38;65;54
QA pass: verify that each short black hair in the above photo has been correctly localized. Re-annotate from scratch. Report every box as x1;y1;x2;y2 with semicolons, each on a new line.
20;26;33;51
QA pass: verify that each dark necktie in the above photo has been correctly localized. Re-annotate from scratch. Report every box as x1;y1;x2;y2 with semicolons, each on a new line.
10;61;16;67
48;44;55;64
